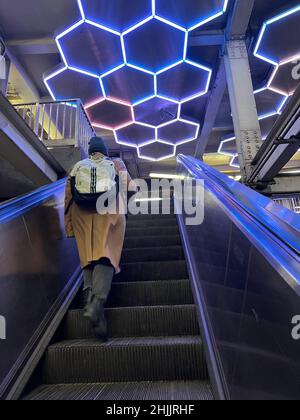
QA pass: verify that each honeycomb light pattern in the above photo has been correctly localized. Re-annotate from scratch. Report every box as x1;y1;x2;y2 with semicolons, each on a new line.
157;119;200;146
44;66;103;106
44;0;228;161
101;64;154;105
115;123;156;147
56;21;123;76
138;141;176;161
80;0;152;33
134;96;178;126
218;5;300;167
123;18;186;74
157;60;212;103
85;98;134;130
155;0;229;31
268;62;300;96
254;87;288;118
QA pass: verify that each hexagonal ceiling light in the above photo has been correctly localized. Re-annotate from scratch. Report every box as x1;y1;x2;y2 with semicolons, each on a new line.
268;62;300;96
138;141;176;161
122;17;186;74
101;64;155;105
157;119;200;146
44;0;222;161
155;0;229;32
85;98;134;130
254;4;300;66
56;20;123;76
134;96;179;126
114;122;156;147
218;136;240;169
79;0;152;33
44;66;103;106
254;87;288;119
156;60;212;103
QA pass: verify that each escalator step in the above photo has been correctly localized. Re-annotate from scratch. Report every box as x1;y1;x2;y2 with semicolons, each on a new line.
44;336;208;384
127;213;177;221
122;246;184;263
24;381;213;401
125;226;179;238
117;260;188;282
126;218;178;228
64;305;199;339
77;279;193;308
124;234;182;249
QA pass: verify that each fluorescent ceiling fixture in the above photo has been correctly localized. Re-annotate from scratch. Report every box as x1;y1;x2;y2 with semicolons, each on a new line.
134;197;163;202
188;0;229;32
138;143;176;161
149;173;186;180
254;4;300;66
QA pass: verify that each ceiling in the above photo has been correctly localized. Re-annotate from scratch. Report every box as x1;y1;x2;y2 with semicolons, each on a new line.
1;0;300;176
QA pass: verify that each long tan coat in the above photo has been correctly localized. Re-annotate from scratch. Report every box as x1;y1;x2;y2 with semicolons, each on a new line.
65;158;131;272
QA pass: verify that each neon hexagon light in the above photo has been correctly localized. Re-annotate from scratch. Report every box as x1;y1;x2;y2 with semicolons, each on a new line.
101;64;155;105
56;20;123;76
85;98;134;130
123;17;186;74
157;119;200;146
156;60;212;103
114;123;156;147
254;87;288;119
138;141;176;161
268;60;300;96
44;0;222;161
155;0;229;32
254;4;300;66
134;95;179;126
44;66;103;106
79;0;152;33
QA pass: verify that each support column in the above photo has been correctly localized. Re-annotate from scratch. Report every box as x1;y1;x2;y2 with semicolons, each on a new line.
224;39;263;181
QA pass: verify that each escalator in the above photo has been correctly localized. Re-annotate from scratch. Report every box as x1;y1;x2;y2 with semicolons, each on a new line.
24;211;213;401
0;155;299;400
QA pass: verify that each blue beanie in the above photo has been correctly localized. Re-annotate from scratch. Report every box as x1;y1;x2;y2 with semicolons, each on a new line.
88;137;108;156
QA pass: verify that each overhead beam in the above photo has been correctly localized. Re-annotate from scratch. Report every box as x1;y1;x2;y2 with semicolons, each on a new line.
6;38;57;55
226;0;256;40
195;59;227;157
194;0;256;159
189;30;225;47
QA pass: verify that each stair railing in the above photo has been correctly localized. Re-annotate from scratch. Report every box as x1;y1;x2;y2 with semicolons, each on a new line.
13;99;95;156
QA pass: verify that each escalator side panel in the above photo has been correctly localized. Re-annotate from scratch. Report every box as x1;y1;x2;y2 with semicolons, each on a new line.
0;184;80;399
177;180;300;400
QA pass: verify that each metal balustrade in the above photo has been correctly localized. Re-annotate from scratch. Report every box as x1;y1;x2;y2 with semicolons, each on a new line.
13;100;95;155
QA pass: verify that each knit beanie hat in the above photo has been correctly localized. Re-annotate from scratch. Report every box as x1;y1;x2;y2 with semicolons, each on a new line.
88;136;109;156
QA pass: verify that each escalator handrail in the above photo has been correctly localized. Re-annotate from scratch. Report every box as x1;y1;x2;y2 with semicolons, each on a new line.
177;155;300;257
0;179;66;224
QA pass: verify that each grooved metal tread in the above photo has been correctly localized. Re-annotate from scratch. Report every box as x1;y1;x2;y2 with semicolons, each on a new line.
25;381;213;401
44;336;208;384
64;305;199;339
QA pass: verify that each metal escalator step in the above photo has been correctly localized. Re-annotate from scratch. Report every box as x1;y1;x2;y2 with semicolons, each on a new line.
117;260;188;283
122;246;184;263
44;336;208;384
64;305;199;339
24;380;213;400
126;218;178;228
125;226;179;237
124;234;182;249
76;279;193;308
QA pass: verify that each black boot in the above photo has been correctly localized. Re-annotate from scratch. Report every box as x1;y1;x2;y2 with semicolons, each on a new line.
84;297;107;341
83;288;93;318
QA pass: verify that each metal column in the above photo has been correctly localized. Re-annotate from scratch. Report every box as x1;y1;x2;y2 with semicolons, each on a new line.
224;39;263;181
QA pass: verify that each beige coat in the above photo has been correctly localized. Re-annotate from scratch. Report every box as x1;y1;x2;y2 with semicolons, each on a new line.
65;158;131;272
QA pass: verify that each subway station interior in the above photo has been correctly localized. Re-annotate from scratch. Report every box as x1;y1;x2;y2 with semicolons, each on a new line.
0;0;300;401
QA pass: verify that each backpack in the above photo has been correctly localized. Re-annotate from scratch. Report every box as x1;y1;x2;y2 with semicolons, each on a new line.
70;157;118;208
